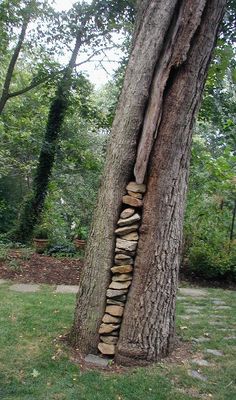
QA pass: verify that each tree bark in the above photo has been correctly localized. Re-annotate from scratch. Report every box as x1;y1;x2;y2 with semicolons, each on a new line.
71;0;226;362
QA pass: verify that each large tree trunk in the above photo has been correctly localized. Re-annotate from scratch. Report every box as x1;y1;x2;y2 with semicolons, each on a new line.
71;0;226;363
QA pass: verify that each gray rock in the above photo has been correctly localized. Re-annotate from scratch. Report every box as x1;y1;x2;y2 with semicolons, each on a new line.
213;306;231;310
102;313;121;324
212;300;226;305
117;213;141;227
55;285;79;294
206;349;223;356
84;354;110;367
223;336;236;340
9;283;40;293
188;370;208;382
98;342;115;356
179;288;208;297
191;359;211;367
185;308;200;314
192;337;210;343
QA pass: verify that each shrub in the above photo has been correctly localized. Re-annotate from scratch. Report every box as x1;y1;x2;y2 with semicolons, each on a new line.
188;240;236;281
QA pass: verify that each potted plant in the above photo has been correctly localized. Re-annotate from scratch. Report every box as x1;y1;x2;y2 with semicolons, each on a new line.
33;225;50;254
73;226;87;250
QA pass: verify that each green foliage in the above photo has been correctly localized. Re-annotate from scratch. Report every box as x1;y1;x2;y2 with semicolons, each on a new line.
33;224;49;239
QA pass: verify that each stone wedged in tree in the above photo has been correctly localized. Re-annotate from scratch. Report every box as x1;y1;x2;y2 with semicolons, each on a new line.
127;191;143;199
106;298;126;306
102;313;122;324
111;265;133;274
112;273;133;282
105;305;124;317
120;232;139;241
120;208;135;219
98;342;115;356
117;213;141;227
115;248;136;256
106;288;128;298
115;224;139;236
98;323;120;334
114;253;134;265
126;182;146;193
109;280;131;290
100;335;119;345
114;258;133;266
116;238;138;252
122;195;143;208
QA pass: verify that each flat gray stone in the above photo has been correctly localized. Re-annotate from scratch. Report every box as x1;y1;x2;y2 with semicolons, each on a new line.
188;370;208;382
179;315;191;320
206;349;223;356
212;300;226;305
192;337;210;343
84;354;110;367
177;296;187;301
213;306;231;310
9;283;40;293
223;336;236;340
0;279;7;285
192;359;211;367
185;308;200;314
55;285;79;294
179;288;208;297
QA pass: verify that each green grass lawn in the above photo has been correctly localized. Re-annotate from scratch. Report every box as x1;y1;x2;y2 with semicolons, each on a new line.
0;282;235;400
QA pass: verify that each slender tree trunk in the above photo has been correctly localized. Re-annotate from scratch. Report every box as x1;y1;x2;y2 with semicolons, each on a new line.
0;17;29;115
230;199;236;241
14;34;82;243
71;0;226;363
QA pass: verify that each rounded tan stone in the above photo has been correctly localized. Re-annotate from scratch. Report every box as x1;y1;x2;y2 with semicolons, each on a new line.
112;273;133;282
122;195;143;208
105;305;124;317
126;181;146;193
115;224;139;236
106;288;128;298
102;313;121;324
121;232;139;241
127;191;143;199
98;342;115;355
109;280;131;290
100;336;119;345
120;208;135;219
117;213;141;227
98;323;120;334
111;265;133;274
116;238;137;252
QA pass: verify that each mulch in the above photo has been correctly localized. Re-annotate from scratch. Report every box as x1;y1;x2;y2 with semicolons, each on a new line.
0;250;82;285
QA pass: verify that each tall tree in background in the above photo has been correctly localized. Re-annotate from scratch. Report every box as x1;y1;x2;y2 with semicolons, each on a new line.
71;0;226;364
14;0;135;242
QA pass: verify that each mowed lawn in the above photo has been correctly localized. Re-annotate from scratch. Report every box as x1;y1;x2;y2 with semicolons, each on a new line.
0;281;235;400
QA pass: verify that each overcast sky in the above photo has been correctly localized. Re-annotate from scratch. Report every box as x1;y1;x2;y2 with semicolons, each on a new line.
53;0;121;87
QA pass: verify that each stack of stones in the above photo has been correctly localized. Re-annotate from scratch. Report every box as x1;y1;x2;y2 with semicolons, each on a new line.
98;181;146;356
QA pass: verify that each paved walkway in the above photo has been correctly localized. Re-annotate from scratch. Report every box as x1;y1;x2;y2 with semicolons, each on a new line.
0;279;79;293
